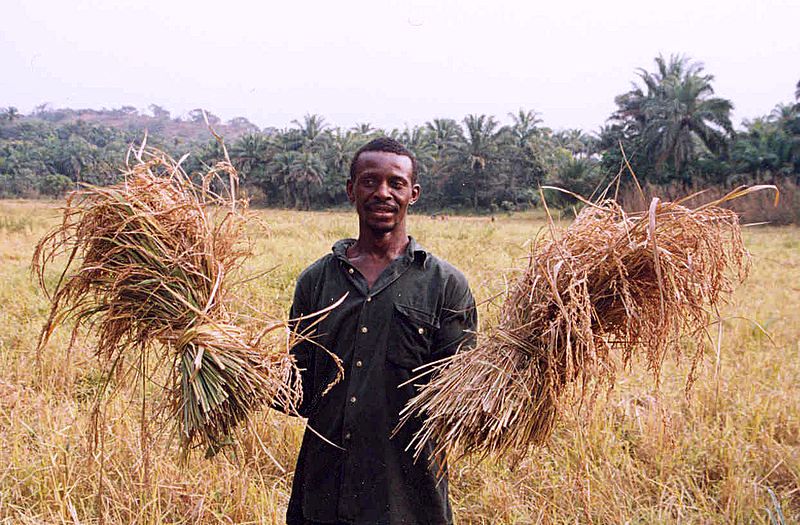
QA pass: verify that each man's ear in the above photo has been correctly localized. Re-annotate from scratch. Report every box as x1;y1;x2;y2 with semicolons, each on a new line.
346;178;355;204
410;183;421;205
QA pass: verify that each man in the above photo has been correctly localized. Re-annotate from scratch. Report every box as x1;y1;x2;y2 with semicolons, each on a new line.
283;137;477;524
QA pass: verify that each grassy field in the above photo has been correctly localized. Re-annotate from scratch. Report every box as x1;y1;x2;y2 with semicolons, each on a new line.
0;200;798;524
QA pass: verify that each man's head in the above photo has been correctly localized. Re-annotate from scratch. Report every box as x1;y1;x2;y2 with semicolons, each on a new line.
347;137;421;235
349;137;418;184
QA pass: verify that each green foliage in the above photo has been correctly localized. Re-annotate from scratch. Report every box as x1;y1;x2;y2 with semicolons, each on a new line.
38;173;73;196
603;54;735;185
597;57;799;210
3;67;800;219
0;116;136;197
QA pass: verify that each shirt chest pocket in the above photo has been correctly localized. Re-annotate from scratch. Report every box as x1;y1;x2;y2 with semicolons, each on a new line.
387;303;440;369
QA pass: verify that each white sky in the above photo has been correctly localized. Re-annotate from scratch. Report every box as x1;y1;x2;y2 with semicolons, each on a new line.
2;0;798;133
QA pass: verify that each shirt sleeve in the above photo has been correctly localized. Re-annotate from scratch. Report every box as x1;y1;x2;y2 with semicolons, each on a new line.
431;272;478;362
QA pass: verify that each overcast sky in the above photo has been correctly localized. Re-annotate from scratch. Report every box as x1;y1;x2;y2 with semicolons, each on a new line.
2;0;798;133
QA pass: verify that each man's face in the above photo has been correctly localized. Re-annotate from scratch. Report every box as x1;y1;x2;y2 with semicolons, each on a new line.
347;151;420;234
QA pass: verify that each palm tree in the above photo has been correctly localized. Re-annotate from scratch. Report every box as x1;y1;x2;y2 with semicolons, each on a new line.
291;114;328;151
551;156;602;205
1;106;20;122
498;110;549;205
324;129;359;202
504;109;543;146
57;134;96;188
612;54;734;182
425;118;462;153
769;102;800;147
290;150;326;210
732;117;795;182
351;122;376;137
444;114;500;209
230;133;271;182
553;129;596;158
268;150;299;207
397;126;435;179
423;119;462;204
792;79;800;113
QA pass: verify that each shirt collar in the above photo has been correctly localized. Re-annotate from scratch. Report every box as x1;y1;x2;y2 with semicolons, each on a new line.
332;236;428;264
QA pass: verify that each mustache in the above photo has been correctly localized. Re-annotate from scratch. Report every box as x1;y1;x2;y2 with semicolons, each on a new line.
366;202;398;212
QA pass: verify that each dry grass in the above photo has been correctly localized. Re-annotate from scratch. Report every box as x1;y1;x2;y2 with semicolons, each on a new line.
31;150;300;459
0;202;798;523
400;191;766;463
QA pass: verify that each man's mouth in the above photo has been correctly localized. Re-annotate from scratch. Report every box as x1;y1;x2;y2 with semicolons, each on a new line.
367;205;397;214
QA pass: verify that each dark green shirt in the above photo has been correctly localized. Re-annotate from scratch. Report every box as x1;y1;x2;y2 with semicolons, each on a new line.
286;237;477;525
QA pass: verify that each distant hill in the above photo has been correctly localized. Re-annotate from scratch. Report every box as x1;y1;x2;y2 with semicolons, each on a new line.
0;104;271;199
25;104;262;145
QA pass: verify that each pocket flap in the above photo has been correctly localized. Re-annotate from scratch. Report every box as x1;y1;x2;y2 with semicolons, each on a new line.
393;303;440;330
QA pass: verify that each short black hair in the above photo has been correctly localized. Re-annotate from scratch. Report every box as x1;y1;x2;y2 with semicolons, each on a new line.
349;137;418;183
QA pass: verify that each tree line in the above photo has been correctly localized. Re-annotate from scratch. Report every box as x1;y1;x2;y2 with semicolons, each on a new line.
2;55;798;218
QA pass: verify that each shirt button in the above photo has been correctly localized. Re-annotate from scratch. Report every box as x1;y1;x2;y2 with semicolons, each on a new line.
418;327;425;335
348;268;354;274
361;326;368;334
344;432;351;440
355;360;363;368
350;396;357;403
366;296;371;302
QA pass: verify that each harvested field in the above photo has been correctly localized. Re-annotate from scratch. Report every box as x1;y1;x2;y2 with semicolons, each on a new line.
0;201;798;523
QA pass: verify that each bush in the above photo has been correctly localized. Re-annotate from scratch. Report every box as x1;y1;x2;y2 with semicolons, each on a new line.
38;173;73;197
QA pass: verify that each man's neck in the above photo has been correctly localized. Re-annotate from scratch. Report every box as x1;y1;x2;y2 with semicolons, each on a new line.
349;225;409;262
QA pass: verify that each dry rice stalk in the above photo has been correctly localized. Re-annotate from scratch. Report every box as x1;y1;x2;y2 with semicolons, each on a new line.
33;147;302;457
399;187;775;462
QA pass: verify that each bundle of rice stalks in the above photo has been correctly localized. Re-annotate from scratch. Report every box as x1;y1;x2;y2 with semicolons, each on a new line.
400;186;776;462
33;146;301;456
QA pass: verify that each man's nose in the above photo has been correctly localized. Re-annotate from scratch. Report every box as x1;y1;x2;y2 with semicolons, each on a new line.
374;181;392;200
